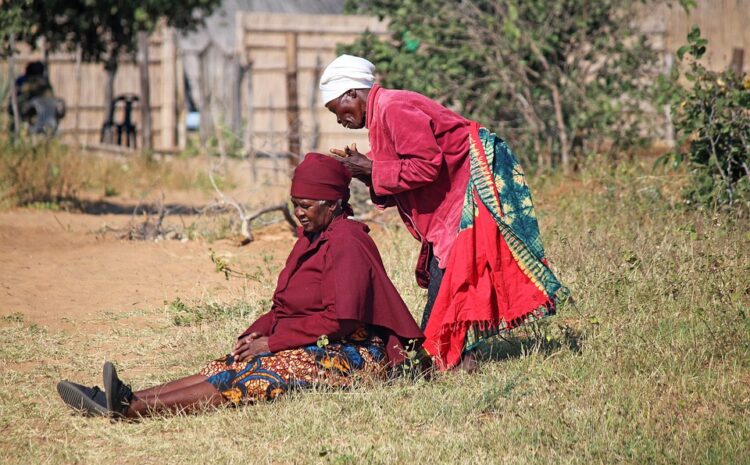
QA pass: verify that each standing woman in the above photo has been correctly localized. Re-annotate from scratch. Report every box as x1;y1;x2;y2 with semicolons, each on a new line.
57;153;423;418
322;55;568;370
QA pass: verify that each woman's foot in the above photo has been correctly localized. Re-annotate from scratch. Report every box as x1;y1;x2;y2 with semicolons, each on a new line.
103;361;134;418
56;380;108;416
456;350;478;373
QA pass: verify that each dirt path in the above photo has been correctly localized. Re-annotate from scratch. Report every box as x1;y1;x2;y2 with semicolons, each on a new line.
0;209;295;332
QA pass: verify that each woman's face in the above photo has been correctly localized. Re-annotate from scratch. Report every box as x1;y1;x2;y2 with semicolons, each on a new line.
325;89;367;129
291;197;337;233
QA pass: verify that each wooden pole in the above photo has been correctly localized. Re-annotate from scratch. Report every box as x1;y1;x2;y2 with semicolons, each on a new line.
74;44;82;145
285;32;300;167
42;37;50;78
231;58;242;136
103;42;118;144
137;31;152;150
663;51;675;148
161;27;177;150
8;33;21;139
309;55;322;151
730;48;744;75
242;60;257;180
198;44;213;146
176;49;186;151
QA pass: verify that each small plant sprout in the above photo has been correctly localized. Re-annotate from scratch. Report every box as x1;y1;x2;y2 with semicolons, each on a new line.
316;335;330;349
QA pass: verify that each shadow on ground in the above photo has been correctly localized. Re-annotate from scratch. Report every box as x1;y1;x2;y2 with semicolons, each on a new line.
74;200;202;215
477;323;584;363
25;197;206;216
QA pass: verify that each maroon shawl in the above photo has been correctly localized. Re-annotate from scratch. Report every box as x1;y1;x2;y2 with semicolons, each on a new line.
241;216;423;365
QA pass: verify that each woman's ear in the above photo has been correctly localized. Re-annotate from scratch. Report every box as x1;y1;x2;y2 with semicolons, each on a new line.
330;199;342;214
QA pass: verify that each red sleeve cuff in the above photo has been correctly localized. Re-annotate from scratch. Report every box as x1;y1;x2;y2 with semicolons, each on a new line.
267;313;344;352
371;159;403;196
238;311;273;339
369;186;396;209
267;334;293;353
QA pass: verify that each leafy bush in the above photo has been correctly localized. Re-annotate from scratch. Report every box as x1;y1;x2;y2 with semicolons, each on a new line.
342;0;663;170
664;27;750;210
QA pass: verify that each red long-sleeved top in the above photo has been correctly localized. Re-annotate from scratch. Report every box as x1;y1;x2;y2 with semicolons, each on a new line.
240;216;424;365
365;84;472;286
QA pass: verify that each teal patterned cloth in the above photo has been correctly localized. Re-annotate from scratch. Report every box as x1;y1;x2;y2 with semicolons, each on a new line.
462;127;569;350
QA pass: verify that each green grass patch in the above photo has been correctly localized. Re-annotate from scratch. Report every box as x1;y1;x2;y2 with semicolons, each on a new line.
1;158;748;464
165;297;267;327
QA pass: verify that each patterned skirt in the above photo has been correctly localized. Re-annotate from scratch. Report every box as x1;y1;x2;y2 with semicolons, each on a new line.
199;327;387;404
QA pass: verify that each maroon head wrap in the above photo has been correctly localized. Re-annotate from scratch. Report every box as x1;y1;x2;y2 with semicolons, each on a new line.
291;152;352;202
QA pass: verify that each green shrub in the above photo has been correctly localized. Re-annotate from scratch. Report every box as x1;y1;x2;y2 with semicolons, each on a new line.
665;27;750;211
342;0;663;170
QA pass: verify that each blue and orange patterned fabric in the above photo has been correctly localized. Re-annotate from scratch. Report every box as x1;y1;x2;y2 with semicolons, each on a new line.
424;123;569;368
200;326;387;404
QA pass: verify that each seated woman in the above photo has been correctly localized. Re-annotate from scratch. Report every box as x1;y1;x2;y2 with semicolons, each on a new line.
57;153;424;419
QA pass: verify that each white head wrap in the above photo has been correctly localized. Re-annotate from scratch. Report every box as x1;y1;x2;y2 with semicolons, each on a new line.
319;54;376;105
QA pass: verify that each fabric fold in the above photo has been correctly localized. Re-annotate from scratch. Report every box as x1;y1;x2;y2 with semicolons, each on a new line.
423;123;569;369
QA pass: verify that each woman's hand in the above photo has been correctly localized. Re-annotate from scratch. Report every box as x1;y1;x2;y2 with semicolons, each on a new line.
329;143;373;183
231;333;271;362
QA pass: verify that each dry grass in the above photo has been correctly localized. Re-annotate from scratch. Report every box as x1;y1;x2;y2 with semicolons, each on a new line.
1;156;748;464
0;138;261;209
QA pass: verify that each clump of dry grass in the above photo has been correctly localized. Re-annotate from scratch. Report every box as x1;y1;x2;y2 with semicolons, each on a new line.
1;157;748;464
0;137;240;209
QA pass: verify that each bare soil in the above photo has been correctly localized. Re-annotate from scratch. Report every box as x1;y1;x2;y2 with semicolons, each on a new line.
0;208;295;332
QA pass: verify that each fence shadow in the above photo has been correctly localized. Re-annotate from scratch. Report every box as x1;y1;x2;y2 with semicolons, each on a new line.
73;199;202;216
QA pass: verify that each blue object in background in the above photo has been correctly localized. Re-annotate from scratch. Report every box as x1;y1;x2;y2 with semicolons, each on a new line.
186;111;200;131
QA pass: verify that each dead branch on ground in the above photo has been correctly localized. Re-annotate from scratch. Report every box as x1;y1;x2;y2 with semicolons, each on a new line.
205;165;296;245
98;196;184;241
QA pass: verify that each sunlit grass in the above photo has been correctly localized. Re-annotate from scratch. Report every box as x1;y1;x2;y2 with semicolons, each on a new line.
0;157;748;464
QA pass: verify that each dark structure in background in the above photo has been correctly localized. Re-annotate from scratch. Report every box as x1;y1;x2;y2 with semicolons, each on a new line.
9;61;66;136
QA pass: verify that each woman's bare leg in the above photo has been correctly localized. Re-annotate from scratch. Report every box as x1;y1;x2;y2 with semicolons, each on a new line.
133;374;209;400
126;381;227;418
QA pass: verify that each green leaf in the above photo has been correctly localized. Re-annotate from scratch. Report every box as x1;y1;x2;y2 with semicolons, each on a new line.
677;45;689;60
679;0;696;12
687;25;701;42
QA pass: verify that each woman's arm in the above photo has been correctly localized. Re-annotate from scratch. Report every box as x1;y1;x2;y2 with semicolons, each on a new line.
266;313;357;353
370;104;444;196
237;310;273;339
231;333;269;361
232;311;274;361
370;185;396;208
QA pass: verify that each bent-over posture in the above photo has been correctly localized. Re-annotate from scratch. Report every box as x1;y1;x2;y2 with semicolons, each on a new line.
320;55;568;370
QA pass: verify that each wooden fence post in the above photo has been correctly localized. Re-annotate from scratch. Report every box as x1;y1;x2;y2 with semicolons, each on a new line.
285;32;300;167
231;59;243;136
176;49;186;150
730;48;745;75
161;27;178;151
309;55;322;151
8;34;21;139
198;43;214;146
74;44;82;145
138;31;153;151
243;59;257;180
